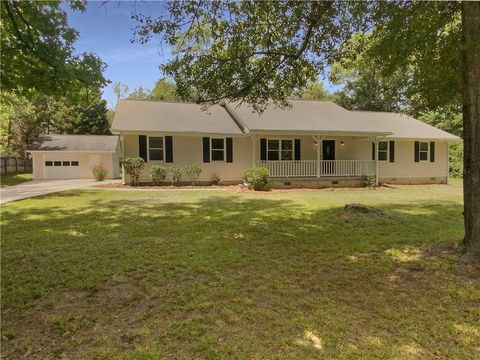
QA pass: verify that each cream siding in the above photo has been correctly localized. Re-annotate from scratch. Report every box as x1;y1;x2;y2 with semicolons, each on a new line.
31;151;117;180
378;140;448;182
122;133;252;183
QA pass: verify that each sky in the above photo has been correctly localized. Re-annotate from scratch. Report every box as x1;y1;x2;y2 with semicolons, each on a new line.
66;1;336;108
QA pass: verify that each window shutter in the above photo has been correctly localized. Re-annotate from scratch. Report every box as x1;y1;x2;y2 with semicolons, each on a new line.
139;135;147;162
226;137;233;163
430;141;435;162
165;136;173;163
372;142;375;160
260;138;267;161
202;137;210;163
389;141;395;163
294;139;301;160
414;141;420;162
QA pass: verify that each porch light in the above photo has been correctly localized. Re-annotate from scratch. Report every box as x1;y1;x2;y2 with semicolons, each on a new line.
340;141;345;146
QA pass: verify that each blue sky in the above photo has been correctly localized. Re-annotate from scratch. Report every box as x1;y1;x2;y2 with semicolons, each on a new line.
66;1;336;108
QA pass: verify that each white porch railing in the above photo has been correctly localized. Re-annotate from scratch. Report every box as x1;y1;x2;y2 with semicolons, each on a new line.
255;160;375;178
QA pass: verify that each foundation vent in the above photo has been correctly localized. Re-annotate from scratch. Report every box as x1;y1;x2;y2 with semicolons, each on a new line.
284;181;291;186
332;180;339;185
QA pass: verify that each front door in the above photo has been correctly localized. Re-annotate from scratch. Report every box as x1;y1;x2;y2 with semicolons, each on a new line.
322;140;335;160
322;140;335;175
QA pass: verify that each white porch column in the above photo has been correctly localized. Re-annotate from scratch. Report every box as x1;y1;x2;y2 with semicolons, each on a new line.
312;135;326;178
375;137;379;186
251;134;257;166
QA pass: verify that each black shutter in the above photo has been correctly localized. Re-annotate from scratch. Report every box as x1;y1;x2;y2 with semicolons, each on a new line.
260;138;267;161
414;141;420;162
226;137;233;163
202;137;210;163
430;141;435;162
389;141;395;163
165;136;173;163
294;139;301;160
139;135;147;162
372;142;375;160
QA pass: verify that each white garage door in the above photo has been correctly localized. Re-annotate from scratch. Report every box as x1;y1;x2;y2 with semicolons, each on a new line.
44;154;80;179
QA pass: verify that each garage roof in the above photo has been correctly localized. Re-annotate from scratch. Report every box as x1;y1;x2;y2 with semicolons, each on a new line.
111;100;245;135
28;134;119;152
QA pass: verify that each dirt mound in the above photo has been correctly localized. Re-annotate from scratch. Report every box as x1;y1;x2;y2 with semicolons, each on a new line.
340;204;390;219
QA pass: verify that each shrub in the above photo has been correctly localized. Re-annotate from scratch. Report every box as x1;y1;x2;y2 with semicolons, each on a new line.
150;165;167;185
122;157;145;186
211;174;222;186
168;165;183;186
449;142;463;178
243;166;269;190
364;175;376;188
92;163;107;181
184;164;202;185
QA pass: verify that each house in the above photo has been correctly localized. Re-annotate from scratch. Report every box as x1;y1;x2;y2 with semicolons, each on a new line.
28;134;120;180
110;99;460;187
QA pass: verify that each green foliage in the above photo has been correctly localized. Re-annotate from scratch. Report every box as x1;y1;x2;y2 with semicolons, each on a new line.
1;1;109;98
150;165;167;185
418;108;462;137
150;79;181;101
449;142;463;178
168;165;183;186
126;86;151;101
184;164;202;185
364;176;376;188
293;82;331;101
92;163;107;181
243;166;269;191
122;157;145;186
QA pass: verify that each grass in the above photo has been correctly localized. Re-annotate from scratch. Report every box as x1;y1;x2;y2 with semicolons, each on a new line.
0;173;32;187
1;180;479;359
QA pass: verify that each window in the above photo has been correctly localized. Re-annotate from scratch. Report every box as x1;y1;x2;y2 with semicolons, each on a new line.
53;161;61;166
267;139;294;161
419;142;429;161
45;161;53;166
71;161;79;166
148;136;164;161
211;138;225;161
62;161;70;166
378;141;388;161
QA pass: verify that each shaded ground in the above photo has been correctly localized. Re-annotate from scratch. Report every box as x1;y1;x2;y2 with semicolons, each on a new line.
0;173;32;187
1;180;479;359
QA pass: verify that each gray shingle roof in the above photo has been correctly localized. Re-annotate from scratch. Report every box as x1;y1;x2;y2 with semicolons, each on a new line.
353;111;461;140
111;100;245;135
110;99;460;141
28;134;119;152
226;100;393;135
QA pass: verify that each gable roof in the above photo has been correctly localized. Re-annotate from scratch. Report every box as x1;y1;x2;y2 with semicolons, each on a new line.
111;100;245;135
111;99;460;141
28;134;119;152
353;111;461;140
225;100;392;136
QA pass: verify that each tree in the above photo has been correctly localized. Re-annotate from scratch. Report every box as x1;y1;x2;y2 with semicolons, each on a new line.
150;78;181;101
126;86;151;101
296;82;331;101
132;1;480;261
1;1;109;99
329;33;410;112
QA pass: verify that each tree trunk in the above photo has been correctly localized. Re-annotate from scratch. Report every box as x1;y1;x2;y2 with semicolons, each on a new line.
461;2;480;262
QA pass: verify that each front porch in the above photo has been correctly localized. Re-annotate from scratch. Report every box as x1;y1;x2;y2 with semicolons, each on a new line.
251;135;379;183
255;159;375;178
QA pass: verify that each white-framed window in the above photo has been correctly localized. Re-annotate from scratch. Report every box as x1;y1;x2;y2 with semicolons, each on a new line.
148;136;164;161
378;141;389;161
267;139;294;161
419;141;429;161
211;138;225;161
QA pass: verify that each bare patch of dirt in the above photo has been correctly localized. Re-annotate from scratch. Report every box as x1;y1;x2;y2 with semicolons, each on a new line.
339;203;392;219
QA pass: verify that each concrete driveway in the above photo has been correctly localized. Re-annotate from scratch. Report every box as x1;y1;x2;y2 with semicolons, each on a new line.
0;179;111;204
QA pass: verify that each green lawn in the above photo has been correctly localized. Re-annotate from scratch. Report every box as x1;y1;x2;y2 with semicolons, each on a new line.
1;180;479;359
0;173;32;187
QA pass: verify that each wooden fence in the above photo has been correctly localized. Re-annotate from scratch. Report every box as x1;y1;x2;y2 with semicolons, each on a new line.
1;156;32;174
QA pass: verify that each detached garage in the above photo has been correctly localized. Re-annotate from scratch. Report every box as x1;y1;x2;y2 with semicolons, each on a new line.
28;134;120;180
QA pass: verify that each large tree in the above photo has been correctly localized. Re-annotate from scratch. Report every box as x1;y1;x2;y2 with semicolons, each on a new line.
132;0;480;261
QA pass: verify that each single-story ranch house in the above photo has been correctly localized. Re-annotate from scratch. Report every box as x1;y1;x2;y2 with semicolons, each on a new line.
29;100;460;187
